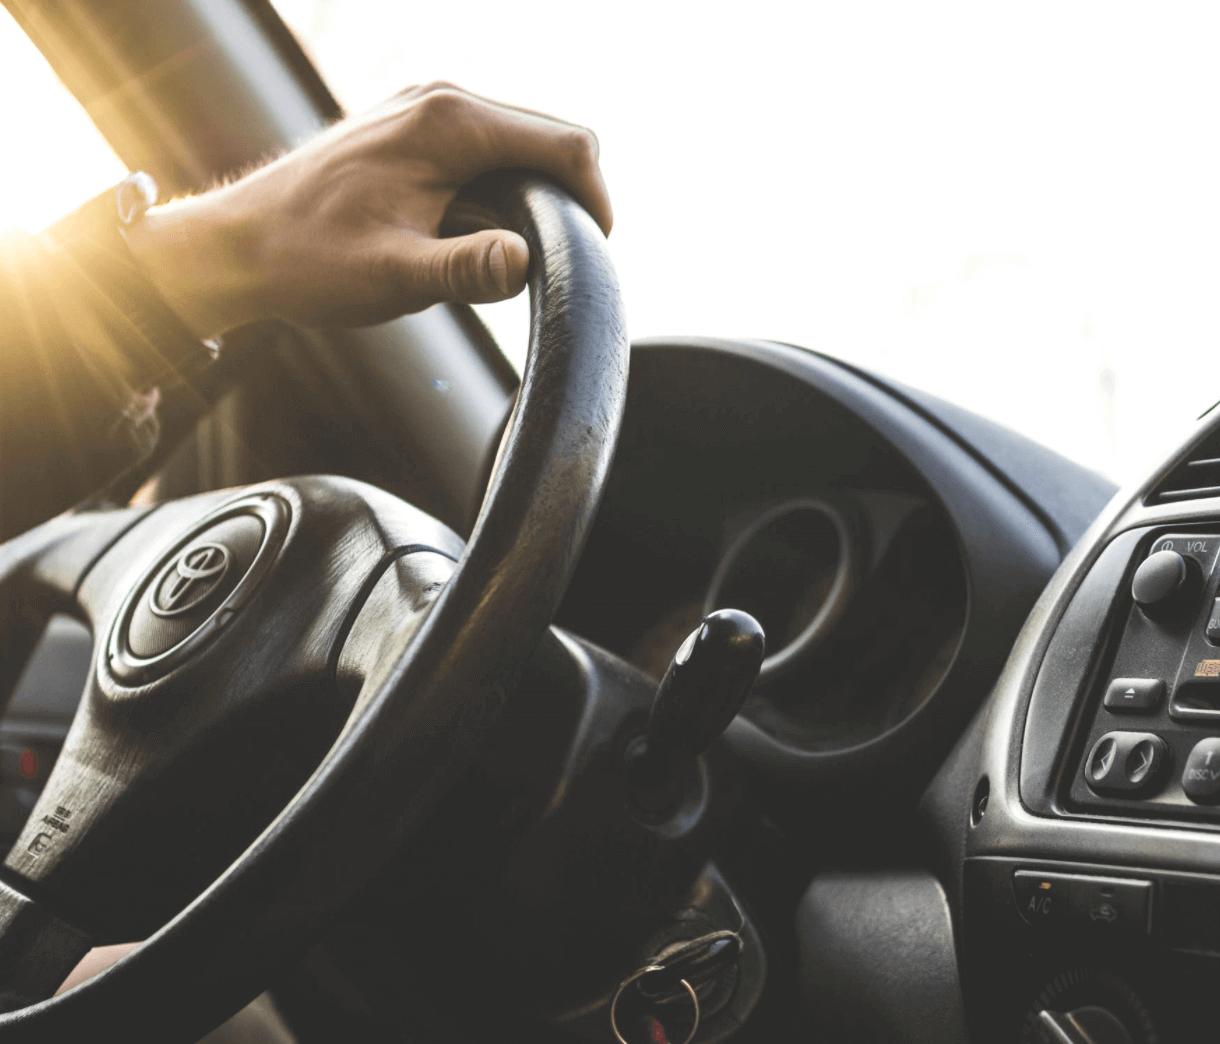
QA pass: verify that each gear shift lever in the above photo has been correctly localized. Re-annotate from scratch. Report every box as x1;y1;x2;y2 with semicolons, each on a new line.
627;609;765;812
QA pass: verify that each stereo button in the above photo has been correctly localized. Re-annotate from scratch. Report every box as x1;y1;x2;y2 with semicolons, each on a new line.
1103;678;1163;713
1182;738;1220;803
1085;731;1168;794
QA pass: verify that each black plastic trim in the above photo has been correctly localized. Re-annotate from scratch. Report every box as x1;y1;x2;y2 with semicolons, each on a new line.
1020;529;1149;812
238;0;344;122
798;349;1116;557
797;868;968;1044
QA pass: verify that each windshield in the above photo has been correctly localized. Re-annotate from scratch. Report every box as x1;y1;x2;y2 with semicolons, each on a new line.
8;1;1217;488
0;7;126;233
271;1;1220;487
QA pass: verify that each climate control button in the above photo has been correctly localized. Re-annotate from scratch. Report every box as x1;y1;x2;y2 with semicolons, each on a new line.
1181;738;1220;803
1085;731;1168;795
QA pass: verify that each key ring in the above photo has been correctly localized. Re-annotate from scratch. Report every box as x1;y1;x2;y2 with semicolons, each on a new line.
610;964;700;1044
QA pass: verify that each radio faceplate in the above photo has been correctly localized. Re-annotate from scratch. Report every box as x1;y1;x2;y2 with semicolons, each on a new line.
1066;531;1220;822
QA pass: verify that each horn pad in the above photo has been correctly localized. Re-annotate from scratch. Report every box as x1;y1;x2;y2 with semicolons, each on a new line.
108;494;290;684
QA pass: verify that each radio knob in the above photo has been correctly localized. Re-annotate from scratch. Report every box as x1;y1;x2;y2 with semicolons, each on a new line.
1132;549;1200;621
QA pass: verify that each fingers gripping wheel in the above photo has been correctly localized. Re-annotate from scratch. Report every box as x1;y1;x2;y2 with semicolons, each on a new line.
0;173;628;1041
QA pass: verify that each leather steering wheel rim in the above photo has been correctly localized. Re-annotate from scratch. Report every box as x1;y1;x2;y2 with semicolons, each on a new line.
0;173;628;1041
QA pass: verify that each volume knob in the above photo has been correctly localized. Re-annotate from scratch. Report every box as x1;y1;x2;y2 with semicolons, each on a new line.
1131;550;1199;621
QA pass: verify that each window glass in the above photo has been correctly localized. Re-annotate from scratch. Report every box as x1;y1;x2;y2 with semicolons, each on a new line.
0;6;127;234
274;1;1220;484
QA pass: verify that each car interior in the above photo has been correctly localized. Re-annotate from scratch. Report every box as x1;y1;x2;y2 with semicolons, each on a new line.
2;2;1220;1043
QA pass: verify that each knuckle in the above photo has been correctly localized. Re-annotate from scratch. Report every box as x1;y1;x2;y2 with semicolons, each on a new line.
419;79;461;96
565;127;599;169
450;243;493;301
415;86;469;123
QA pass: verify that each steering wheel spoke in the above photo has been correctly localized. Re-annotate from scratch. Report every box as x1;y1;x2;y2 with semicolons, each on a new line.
336;547;458;713
0;507;153;696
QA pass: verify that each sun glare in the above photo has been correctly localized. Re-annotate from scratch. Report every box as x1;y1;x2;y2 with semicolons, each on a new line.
0;6;126;235
4;2;1220;486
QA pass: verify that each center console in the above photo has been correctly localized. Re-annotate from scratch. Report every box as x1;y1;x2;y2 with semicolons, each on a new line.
1070;531;1220;822
958;423;1220;1043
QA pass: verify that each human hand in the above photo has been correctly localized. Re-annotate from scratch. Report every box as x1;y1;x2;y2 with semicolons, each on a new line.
125;83;612;339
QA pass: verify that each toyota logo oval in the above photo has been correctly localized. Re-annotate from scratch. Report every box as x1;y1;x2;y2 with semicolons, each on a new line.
150;543;232;617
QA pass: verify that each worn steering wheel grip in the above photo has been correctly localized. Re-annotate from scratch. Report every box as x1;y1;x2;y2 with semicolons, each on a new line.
0;173;628;1041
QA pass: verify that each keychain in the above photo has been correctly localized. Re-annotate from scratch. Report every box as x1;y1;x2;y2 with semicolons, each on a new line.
610;964;699;1044
608;929;742;1044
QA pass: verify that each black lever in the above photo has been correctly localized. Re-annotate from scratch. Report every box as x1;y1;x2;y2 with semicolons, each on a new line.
627;609;765;811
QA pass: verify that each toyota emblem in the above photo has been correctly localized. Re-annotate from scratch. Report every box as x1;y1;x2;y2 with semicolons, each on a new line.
150;543;232;617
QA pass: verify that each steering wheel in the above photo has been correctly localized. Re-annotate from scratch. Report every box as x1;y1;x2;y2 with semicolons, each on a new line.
0;174;628;1042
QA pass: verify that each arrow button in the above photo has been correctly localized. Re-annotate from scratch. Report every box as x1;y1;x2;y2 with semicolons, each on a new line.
1085;731;1168;795
1126;740;1157;785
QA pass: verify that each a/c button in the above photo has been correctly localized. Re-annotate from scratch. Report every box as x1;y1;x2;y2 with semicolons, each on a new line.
1013;870;1070;926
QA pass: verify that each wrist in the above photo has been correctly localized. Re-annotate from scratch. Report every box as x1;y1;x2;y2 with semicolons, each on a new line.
46;175;224;393
125;184;269;340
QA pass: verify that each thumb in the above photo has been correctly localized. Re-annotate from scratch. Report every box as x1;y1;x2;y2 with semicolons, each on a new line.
414;229;530;304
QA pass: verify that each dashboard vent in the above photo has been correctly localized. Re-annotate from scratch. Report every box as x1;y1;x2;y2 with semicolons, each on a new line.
1149;429;1220;503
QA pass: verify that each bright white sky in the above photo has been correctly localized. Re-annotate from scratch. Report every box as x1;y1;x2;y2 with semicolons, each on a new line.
5;2;1220;487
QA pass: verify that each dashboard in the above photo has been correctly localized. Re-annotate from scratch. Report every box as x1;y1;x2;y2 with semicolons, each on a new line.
8;335;1188;1043
557;338;1100;788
